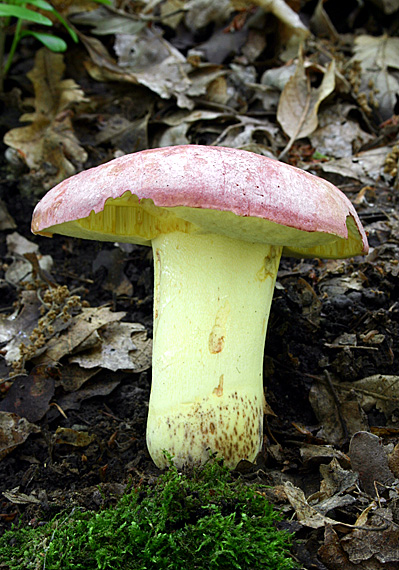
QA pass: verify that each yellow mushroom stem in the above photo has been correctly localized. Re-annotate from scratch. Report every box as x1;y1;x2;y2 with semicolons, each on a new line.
147;231;283;468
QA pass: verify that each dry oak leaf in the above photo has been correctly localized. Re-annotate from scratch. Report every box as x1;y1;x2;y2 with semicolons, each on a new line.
4;48;88;188
352;34;399;119
277;54;335;156
35;306;126;365
83;28;193;109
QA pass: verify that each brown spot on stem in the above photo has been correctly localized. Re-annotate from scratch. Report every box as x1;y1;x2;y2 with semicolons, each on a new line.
208;301;230;354
209;332;224;353
213;375;224;397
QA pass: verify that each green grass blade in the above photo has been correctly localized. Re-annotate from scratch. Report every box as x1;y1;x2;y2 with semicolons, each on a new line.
22;30;67;51
51;11;78;43
0;4;52;25
12;0;55;10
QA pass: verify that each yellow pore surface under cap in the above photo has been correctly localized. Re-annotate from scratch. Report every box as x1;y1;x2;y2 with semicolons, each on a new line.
40;191;364;259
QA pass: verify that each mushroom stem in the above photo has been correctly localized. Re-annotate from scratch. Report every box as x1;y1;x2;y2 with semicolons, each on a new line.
147;230;283;468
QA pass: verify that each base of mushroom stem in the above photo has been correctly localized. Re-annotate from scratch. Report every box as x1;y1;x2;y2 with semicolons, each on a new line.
146;390;264;469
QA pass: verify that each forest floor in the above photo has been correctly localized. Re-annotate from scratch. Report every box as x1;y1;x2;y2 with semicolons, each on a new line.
0;1;399;569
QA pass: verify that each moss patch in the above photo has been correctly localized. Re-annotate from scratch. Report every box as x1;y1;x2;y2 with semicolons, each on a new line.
0;459;294;570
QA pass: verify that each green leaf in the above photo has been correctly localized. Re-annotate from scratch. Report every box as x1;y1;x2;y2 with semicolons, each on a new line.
92;0;113;4
13;0;55;10
22;31;67;52
0;5;52;25
28;0;54;10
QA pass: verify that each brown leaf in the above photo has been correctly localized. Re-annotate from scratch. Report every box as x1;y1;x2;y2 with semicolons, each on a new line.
349;431;395;496
0;366;56;423
0;290;43;364
58;363;100;392
308;382;368;445
84;28;193;109
36;306;126;365
352;35;399;119
0;411;40;461
253;0;309;38
318;526;362;570
284;481;341;529
277;52;335;156
4;48;88;188
388;442;399;478
55;427;95;447
342;508;399;566
56;377;121;412
70;322;152;372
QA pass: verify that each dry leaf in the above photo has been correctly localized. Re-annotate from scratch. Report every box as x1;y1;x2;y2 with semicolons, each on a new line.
4;48;88;188
0;367;55;423
372;0;399;14
318;458;358;500
84;28;193;109
71;5;146;35
36;306;126;365
70;322;152;372
4;232;53;287
51;0;111;17
349;431;395;496
284;481;343;529
299;445;351;470
318;146;389;185
310;105;374;158
6;232;40;256
55;426;95;447
0;411;40;461
352;34;399;119
0;290;43;364
254;0;309;37
309;381;368;445
159;0;186;28
310;0;339;40
114;29;192;108
56;377;121;411
318;526;362;570
58;364;100;392
184;0;234;30
2;488;41;505
277;54;335;156
340;374;399;419
341;508;399;565
94;113;150;154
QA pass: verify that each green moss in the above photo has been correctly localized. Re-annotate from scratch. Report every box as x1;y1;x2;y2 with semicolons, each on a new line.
0;459;294;570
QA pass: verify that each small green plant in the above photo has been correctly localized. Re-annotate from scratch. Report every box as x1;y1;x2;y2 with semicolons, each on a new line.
0;459;295;570
0;0;111;91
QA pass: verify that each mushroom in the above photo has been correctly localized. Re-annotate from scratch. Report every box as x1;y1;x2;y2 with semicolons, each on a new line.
31;145;368;469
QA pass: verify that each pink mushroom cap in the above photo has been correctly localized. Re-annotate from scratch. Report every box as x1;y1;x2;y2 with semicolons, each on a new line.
31;145;368;259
